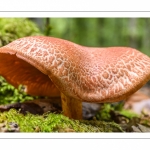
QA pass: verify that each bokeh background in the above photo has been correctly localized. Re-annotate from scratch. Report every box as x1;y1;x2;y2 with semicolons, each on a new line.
1;18;150;56
34;18;150;56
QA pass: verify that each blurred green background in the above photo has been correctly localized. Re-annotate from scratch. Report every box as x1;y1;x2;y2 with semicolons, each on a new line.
43;18;150;56
1;18;150;56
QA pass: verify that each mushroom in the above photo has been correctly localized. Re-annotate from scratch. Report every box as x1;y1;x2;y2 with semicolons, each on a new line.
0;36;150;120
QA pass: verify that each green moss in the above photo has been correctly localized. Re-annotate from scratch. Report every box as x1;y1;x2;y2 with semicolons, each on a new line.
0;109;123;132
0;18;42;47
119;109;139;119
96;103;140;122
0;76;36;104
96;104;113;121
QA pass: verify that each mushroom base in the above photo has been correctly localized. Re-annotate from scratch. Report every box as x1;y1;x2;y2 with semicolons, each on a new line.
61;93;82;120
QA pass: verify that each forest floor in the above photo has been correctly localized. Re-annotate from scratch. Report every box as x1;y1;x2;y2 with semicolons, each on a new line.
0;79;150;132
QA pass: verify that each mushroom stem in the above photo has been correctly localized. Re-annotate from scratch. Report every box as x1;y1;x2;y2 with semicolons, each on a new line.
61;93;82;120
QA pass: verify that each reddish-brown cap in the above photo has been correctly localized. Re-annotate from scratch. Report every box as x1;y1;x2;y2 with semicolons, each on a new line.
0;36;150;102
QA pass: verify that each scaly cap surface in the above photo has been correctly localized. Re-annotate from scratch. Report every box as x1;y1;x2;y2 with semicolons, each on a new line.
0;36;150;102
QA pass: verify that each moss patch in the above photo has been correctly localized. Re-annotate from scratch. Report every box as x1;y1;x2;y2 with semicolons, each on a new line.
0;76;37;104
0;109;123;132
0;18;42;47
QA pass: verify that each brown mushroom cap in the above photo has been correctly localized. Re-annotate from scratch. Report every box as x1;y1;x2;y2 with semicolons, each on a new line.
0;36;150;103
